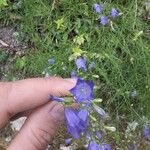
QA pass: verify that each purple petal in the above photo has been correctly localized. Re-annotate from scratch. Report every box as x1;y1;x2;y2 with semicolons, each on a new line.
71;70;77;78
86;132;91;140
65;138;72;145
65;108;80;127
88;81;94;89
111;8;119;18
88;141;100;150
70;78;94;102
67;125;81;139
78;110;89;131
49;95;64;102
89;94;95;101
96;131;103;139
143;124;150;139
93;4;103;13
100;16;108;25
75;57;87;72
78;109;88;122
83;100;92;108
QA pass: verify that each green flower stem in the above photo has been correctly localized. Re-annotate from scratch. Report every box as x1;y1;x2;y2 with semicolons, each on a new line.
62;97;75;107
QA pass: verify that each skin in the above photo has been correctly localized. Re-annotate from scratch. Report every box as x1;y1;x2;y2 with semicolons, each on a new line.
0;77;76;150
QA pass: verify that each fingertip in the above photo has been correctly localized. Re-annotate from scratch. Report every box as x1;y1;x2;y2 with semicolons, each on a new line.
7;77;76;115
64;78;77;85
44;77;76;96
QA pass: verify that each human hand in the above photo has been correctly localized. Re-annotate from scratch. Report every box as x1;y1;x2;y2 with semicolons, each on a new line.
0;77;76;150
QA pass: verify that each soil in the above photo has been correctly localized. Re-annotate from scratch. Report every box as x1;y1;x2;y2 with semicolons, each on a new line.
0;26;27;52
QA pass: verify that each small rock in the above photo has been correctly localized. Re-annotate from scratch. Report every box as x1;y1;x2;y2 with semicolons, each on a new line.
60;144;76;150
5;136;11;142
11;117;26;131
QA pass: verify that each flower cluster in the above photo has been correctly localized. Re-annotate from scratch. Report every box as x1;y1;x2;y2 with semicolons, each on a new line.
93;3;119;25
49;55;113;149
66;77;112;149
65;108;89;138
44;2;150;149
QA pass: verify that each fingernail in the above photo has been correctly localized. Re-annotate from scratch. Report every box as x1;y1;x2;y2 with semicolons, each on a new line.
64;78;77;84
51;104;64;121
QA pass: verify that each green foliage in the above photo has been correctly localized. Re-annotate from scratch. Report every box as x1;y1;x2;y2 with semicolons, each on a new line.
0;0;7;9
15;56;26;69
0;51;8;62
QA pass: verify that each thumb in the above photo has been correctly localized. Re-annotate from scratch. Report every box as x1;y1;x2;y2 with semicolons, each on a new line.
7;102;64;150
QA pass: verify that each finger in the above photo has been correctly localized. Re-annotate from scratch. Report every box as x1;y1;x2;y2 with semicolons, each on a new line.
10;110;32;121
8;78;75;114
0;77;76;128
7;101;64;150
10;103;51;121
10;102;78;121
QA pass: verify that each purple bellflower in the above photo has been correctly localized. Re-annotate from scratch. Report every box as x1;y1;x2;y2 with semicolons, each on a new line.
100;16;109;25
78;109;89;130
93;4;103;13
67;125;81;139
75;57;87;72
88;141;100;150
65;108;80;127
111;8;119;18
143;124;150;139
48;58;55;64
71;70;77;78
96;131;103;139
70;78;94;103
78;109;88;122
65;138;72;145
65;109;82;138
65;108;89;139
49;95;64;102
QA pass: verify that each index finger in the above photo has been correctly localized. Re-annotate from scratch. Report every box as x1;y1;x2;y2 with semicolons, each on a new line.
0;77;76;127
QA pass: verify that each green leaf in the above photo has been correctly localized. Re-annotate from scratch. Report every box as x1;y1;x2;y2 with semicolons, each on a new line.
69;46;86;61
0;51;8;62
73;34;85;45
72;46;83;54
92;98;103;104
0;0;8;9
133;31;143;41
16;56;26;69
55;18;65;30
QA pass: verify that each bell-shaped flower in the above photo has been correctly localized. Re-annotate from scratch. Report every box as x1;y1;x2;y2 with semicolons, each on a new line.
70;78;94;103
88;141;100;150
